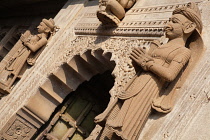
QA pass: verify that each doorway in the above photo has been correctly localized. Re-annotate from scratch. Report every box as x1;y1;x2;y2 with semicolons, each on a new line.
34;71;114;140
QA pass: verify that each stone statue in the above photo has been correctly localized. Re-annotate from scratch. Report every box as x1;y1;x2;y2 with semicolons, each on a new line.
97;0;136;25
94;2;203;140
0;18;57;95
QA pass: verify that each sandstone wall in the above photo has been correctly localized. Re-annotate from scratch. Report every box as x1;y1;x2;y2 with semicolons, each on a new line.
0;0;209;139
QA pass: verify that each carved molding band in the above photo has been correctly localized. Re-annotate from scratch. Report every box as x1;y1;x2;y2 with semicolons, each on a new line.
84;13;97;17
120;20;168;27
83;2;201;17
75;27;164;37
127;2;201;14
77;20;169;28
75;2;202;36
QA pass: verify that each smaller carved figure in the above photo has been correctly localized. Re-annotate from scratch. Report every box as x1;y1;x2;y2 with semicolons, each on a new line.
97;0;136;25
0;18;57;95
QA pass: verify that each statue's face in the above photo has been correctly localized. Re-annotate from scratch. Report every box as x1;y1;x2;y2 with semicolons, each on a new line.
165;14;190;40
37;22;47;33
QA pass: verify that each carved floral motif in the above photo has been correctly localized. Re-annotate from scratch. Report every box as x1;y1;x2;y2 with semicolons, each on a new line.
6;120;31;140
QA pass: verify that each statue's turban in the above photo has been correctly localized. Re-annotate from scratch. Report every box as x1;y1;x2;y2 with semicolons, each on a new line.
42;18;55;32
173;2;202;34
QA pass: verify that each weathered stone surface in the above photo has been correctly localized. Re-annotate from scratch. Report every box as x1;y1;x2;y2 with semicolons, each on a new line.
0;0;209;139
0;0;89;131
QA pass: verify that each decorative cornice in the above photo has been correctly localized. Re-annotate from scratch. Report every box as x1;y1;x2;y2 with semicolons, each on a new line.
127;1;201;14
75;26;164;37
84;13;97;17
83;2;202;17
120;20;168;27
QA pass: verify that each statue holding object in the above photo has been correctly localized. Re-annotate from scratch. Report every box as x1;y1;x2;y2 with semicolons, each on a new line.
0;18;57;95
97;0;136;25
94;2;203;140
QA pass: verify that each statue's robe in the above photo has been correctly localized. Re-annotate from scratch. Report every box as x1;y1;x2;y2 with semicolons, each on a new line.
108;44;191;140
0;33;42;91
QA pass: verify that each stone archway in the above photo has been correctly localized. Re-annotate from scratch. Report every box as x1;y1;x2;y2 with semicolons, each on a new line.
34;70;114;139
22;49;116;139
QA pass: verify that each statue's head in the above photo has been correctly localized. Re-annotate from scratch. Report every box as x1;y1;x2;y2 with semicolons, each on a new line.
164;2;202;40
37;18;55;35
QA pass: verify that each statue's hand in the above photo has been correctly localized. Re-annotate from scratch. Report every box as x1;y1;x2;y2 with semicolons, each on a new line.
20;34;29;43
23;42;30;47
130;47;154;71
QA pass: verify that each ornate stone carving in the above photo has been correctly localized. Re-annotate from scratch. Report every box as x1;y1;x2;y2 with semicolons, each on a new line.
0;107;44;140
75;26;165;37
94;2;204;140
0;0;86;132
5;119;31;140
75;2;202;37
97;0;136;25
84;13;97;18
128;2;201;14
0;18;57;95
0;0;208;139
76;20;169;28
64;36;152;91
0;25;28;62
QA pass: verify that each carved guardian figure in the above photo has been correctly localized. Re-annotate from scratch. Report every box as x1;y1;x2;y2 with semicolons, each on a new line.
94;2;203;140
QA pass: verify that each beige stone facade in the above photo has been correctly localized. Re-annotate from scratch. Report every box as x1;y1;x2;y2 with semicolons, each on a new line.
0;0;209;139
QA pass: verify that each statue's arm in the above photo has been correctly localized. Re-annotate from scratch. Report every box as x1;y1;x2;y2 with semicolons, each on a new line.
24;37;48;52
147;49;191;82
